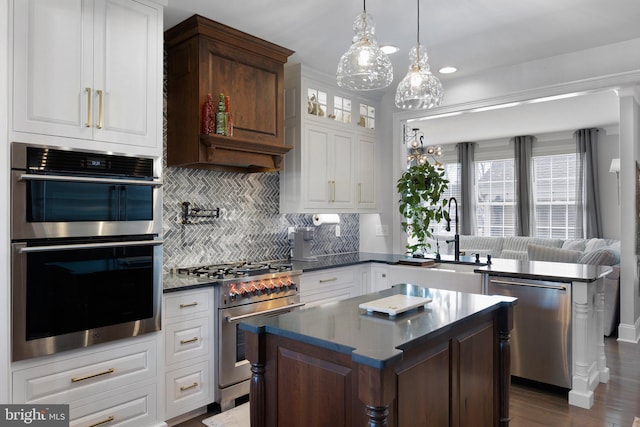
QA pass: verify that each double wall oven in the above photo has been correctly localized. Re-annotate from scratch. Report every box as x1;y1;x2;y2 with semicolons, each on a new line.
11;142;163;361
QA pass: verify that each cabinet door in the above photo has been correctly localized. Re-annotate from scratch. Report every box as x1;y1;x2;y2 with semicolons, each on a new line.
13;0;93;140
304;124;331;206
93;0;158;148
356;135;376;209
331;131;354;208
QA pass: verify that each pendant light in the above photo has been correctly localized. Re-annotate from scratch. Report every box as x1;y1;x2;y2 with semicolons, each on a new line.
395;0;443;109
336;0;393;91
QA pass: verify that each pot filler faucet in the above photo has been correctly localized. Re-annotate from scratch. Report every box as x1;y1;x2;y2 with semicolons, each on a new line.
445;197;460;261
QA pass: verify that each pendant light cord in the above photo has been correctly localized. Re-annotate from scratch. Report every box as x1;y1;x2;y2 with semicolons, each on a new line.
416;0;421;63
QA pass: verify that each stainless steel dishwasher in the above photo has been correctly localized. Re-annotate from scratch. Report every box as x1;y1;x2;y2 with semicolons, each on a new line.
486;276;572;388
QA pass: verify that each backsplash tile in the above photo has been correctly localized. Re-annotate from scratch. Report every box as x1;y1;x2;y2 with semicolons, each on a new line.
162;67;358;270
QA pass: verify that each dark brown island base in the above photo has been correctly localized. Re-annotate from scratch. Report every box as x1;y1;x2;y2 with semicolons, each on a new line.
240;283;516;427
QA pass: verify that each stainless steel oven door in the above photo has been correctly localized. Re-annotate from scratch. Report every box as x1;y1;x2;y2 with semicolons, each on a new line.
12;238;163;361
218;298;304;389
11;170;162;240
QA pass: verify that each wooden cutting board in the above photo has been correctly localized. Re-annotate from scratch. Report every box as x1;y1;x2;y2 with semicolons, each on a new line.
359;294;432;317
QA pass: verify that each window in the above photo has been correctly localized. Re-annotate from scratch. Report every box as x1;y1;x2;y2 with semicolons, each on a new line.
533;153;578;238
406;163;460;252
333;96;351;124
475;159;516;237
307;88;326;117
358;104;375;129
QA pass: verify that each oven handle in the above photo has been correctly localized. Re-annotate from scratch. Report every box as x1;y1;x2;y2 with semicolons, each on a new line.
19;239;163;253
19;173;163;187
226;302;306;323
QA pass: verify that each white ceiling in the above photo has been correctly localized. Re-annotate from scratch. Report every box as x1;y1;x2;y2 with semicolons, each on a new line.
164;0;640;97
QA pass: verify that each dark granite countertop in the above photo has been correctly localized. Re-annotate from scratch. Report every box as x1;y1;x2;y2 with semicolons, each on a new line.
239;283;516;368
474;258;612;283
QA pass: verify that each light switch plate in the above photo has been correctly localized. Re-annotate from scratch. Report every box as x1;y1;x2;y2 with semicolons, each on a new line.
335;225;341;237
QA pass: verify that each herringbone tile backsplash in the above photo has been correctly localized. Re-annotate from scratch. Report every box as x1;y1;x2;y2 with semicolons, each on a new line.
162;71;359;270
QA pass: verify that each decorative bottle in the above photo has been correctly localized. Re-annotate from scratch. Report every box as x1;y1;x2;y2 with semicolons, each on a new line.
201;93;214;134
215;93;227;135
224;95;233;136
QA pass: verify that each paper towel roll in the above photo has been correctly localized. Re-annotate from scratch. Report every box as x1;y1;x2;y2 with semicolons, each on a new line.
313;213;340;226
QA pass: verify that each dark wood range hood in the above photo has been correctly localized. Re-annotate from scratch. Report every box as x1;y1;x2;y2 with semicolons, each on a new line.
165;15;294;173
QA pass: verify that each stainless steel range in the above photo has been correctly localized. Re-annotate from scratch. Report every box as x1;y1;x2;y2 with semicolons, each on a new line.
178;261;303;410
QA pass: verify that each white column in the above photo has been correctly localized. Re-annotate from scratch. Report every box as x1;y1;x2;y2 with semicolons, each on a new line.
616;86;640;343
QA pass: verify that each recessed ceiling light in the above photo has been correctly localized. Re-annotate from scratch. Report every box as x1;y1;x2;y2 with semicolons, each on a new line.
438;66;457;74
380;45;400;55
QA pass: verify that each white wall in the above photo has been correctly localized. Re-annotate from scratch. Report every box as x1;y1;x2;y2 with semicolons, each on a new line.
1;0;9;403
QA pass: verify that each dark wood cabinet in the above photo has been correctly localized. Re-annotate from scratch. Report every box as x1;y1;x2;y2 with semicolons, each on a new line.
165;15;294;172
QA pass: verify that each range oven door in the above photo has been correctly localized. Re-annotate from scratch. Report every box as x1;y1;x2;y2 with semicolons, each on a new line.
11;237;162;361
219;298;304;390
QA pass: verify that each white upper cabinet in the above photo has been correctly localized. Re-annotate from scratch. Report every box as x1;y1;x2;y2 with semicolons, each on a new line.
11;0;163;155
280;63;379;213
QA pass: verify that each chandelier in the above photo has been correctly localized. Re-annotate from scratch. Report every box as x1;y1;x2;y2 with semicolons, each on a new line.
395;0;443;109
336;0;393;91
404;126;442;166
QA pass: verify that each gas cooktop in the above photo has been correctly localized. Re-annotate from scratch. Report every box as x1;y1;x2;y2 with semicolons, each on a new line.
177;260;296;280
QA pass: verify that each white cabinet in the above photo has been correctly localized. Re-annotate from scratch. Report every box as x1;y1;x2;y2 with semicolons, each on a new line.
300;267;362;308
11;0;164;155
370;265;390;293
280;63;379;213
12;334;162;426
163;288;214;422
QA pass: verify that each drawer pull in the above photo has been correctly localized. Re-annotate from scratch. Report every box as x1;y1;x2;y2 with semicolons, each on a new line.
71;368;115;383
180;337;199;345
180;382;199;391
319;277;338;283
86;416;114;427
179;302;198;308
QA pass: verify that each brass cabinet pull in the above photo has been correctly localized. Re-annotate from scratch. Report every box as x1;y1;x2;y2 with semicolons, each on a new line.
180;382;198;391
85;88;92;127
179;302;198;308
71;368;115;383
86;416;114;427
319;277;338;283
96;89;104;129
180;337;199;345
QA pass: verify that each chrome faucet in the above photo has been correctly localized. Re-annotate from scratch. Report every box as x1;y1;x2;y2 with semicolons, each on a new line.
445;197;460;261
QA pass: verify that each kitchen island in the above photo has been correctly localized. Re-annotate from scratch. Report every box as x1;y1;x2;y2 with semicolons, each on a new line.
240;283;516;427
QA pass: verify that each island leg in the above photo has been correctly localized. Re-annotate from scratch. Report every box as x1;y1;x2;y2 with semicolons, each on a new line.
245;330;266;427
596;277;610;383
497;303;514;427
358;364;396;427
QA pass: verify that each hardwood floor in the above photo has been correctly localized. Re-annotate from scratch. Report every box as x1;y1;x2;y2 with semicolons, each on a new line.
174;337;639;426
510;336;640;427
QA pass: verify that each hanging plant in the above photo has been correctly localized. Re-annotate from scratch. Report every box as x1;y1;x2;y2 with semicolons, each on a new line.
397;162;449;255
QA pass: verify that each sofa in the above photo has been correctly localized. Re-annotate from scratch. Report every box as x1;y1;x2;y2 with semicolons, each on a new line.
431;235;621;336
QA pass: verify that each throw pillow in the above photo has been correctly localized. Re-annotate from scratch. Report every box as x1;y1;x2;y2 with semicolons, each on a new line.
578;247;618;266
584;238;607;252
562;239;586;252
527;243;583;263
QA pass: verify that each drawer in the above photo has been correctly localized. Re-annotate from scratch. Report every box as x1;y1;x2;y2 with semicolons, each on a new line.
164;289;211;319
70;383;158;427
300;267;355;292
165;316;210;365
165;360;212;420
13;339;157;404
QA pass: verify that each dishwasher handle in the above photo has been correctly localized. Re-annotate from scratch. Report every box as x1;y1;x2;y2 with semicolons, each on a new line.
489;279;567;291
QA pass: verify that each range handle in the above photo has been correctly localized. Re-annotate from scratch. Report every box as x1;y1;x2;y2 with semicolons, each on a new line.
226;302;306;323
